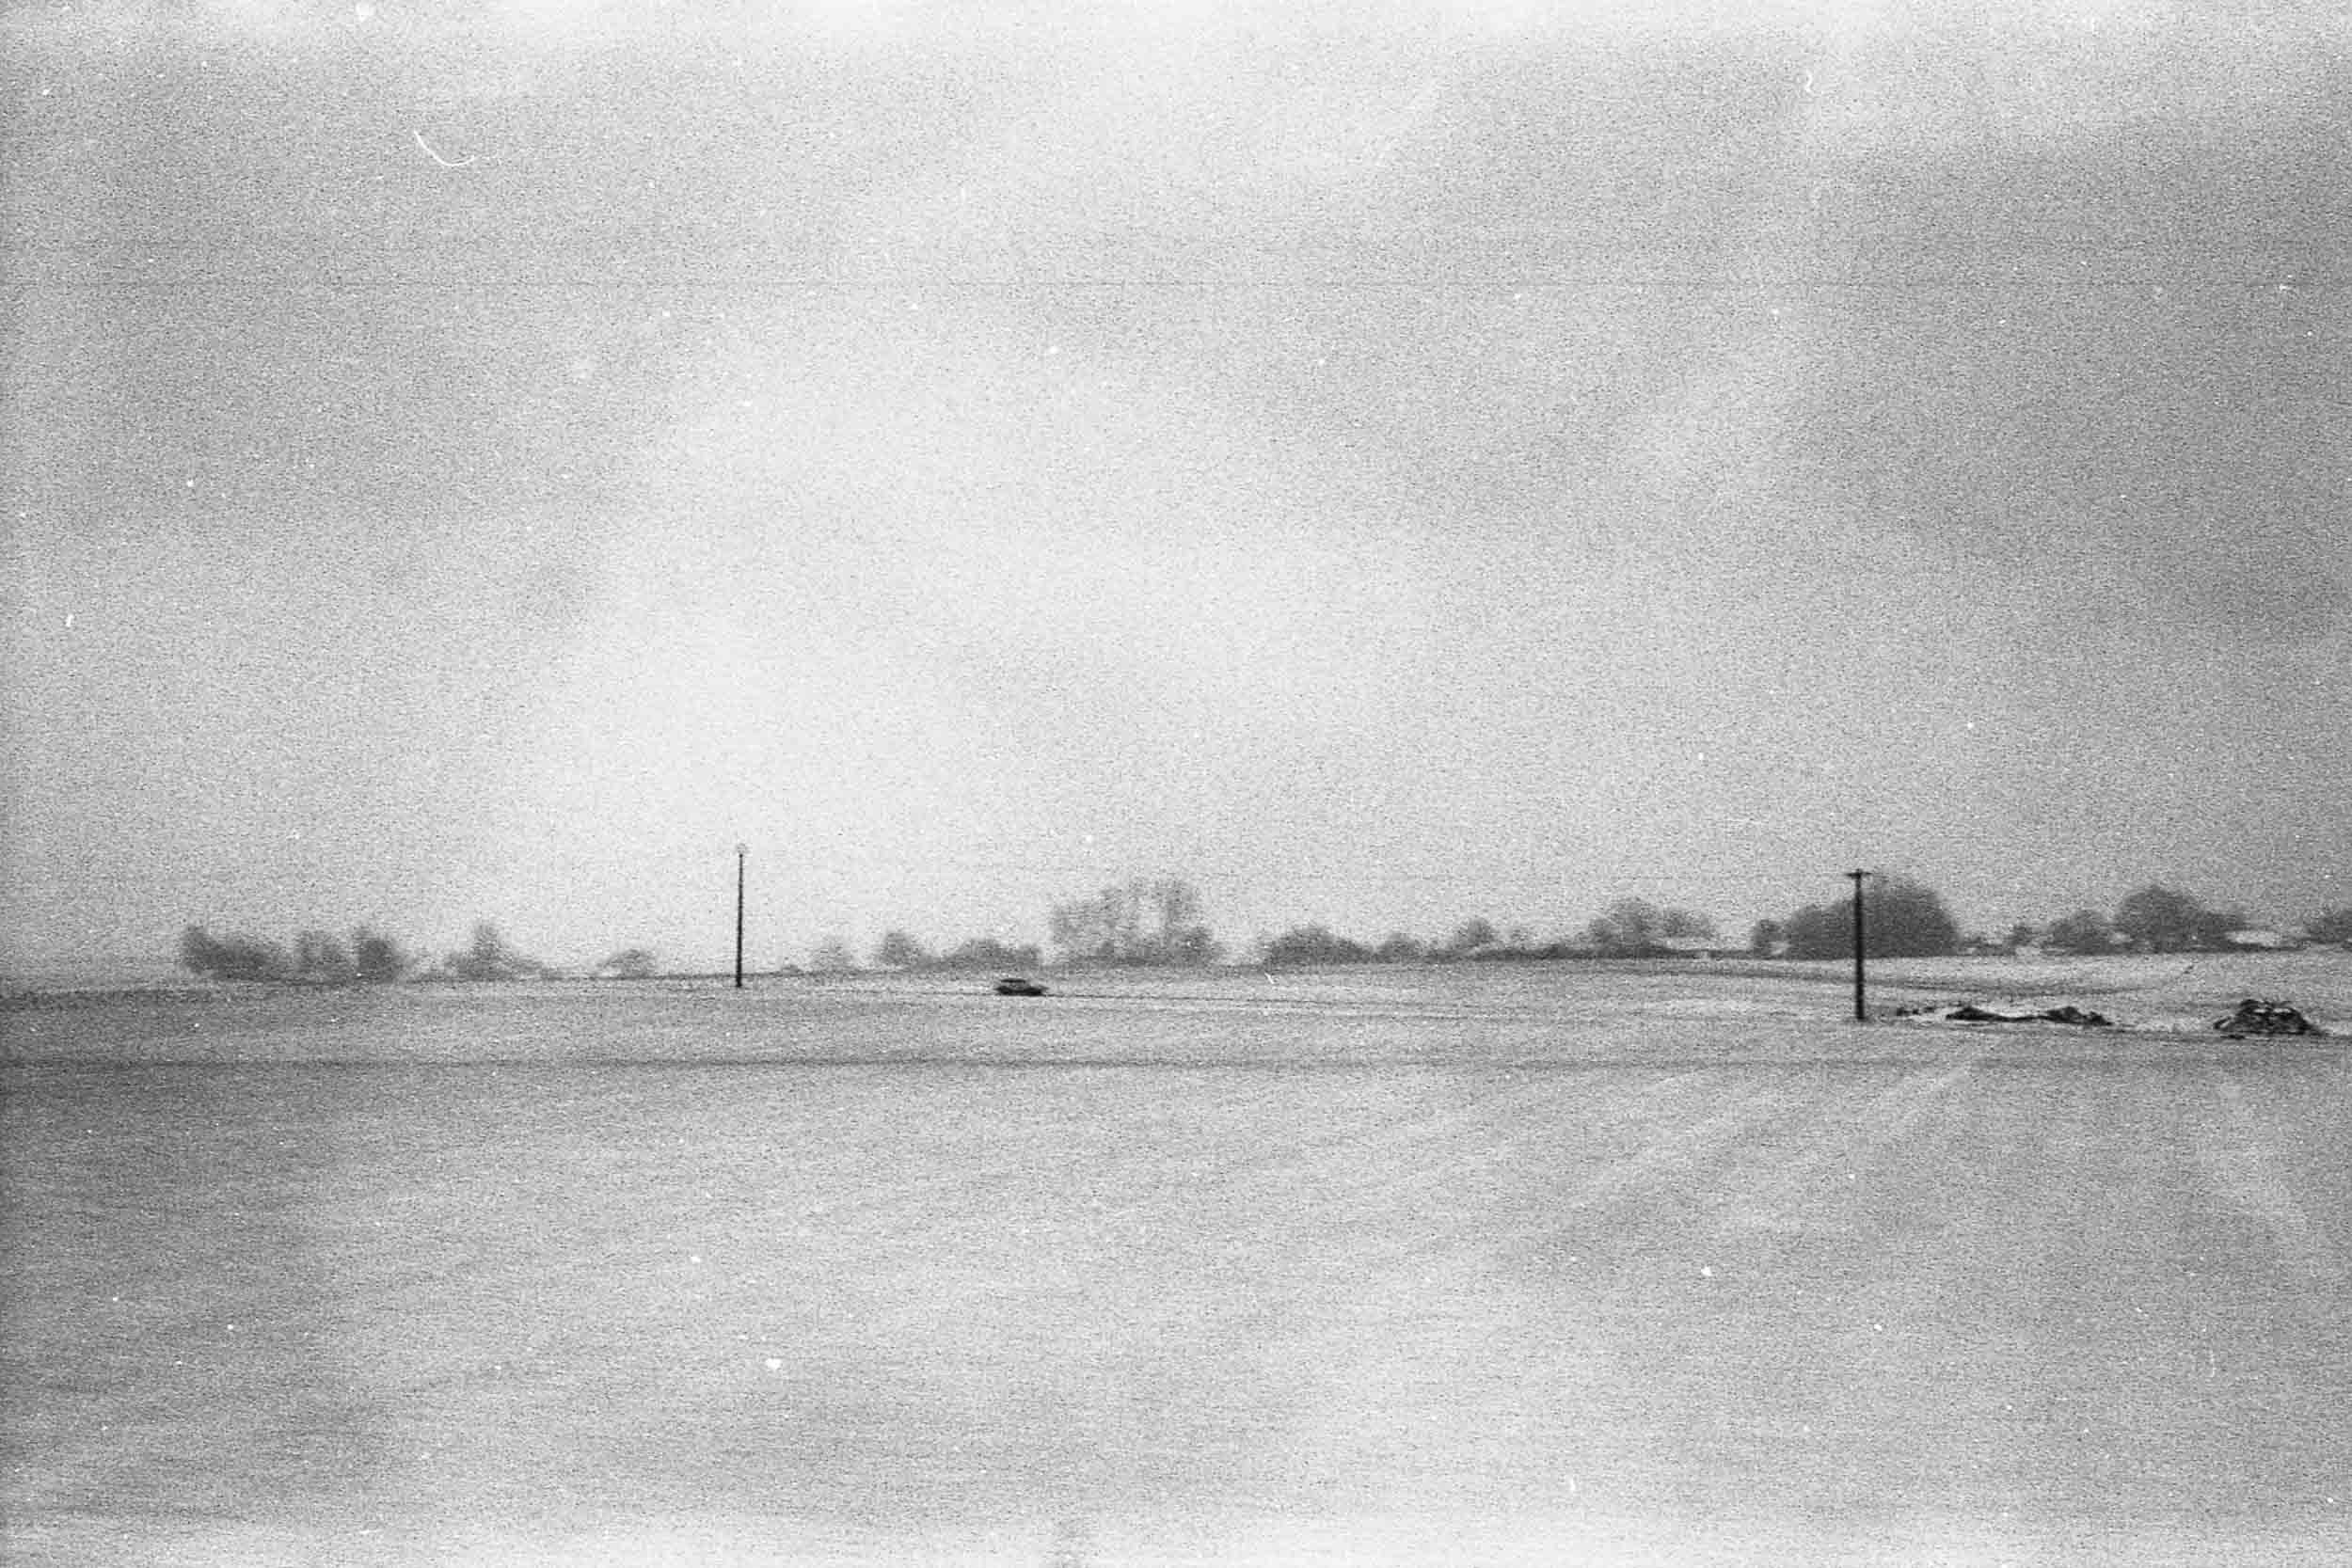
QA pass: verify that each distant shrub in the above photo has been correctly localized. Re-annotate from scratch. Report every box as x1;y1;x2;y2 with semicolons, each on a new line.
872;930;931;970
1261;925;1375;967
594;947;660;980
2042;910;2118;955
934;937;1045;971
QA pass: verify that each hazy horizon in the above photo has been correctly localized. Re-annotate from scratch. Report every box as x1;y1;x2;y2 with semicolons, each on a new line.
6;0;2347;984
27;867;2352;988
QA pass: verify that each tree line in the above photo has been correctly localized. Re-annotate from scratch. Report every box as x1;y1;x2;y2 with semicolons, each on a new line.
176;921;552;984
1253;900;1724;968
849;879;1210;974
799;883;1729;974
1128;878;2348;971
1749;879;2352;961
1996;885;2352;956
177;925;415;984
175;878;2351;983
840;933;1044;973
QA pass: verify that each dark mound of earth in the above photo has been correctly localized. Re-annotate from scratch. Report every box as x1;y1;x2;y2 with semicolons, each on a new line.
2212;999;2327;1037
1895;1001;2114;1027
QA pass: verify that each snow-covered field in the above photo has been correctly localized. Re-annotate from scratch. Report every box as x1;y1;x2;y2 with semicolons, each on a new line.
4;958;2348;1565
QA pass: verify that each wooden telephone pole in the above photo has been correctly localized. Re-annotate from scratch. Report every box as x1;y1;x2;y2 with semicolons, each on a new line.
735;844;747;990
1847;869;1868;1022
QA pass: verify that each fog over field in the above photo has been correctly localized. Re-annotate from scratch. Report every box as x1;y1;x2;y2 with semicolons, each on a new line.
5;960;2350;1564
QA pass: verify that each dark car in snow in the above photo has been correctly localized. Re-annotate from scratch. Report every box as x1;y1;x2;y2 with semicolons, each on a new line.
993;976;1048;997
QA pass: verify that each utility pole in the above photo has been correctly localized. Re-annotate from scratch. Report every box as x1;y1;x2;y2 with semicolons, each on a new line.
735;843;748;990
1847;869;1868;1022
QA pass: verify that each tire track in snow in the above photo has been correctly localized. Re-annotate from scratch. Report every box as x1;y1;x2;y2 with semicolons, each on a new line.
2191;1066;2346;1291
1719;1048;1990;1238
1559;1069;1814;1214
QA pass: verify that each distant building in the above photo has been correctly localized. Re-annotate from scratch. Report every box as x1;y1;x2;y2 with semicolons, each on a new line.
2221;928;2298;951
1656;937;1739;959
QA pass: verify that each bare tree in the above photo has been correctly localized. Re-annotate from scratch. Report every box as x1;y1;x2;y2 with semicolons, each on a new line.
439;922;548;981
1048;876;1218;965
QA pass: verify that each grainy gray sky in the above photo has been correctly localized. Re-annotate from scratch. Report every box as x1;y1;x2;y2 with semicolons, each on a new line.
5;0;2347;979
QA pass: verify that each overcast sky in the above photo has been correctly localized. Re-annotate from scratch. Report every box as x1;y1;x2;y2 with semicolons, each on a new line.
5;0;2347;979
